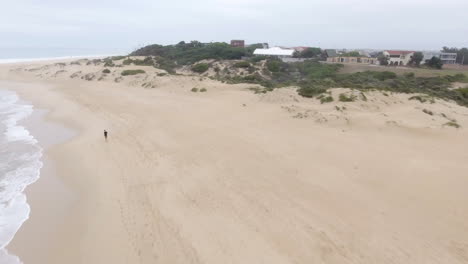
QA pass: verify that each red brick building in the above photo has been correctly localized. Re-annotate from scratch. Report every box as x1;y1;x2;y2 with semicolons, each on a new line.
230;40;245;48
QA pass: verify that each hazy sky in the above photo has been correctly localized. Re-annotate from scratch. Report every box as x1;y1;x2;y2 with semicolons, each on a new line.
1;0;467;58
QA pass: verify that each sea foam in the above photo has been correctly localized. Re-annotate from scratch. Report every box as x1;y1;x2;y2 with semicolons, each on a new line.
0;89;43;264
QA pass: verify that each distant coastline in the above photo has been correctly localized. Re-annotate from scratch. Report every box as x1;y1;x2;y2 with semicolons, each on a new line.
0;55;114;64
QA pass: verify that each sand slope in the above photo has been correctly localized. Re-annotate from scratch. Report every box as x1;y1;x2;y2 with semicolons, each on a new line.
2;61;468;264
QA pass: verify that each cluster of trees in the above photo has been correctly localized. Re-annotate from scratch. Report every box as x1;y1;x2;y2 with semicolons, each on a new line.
293;48;322;58
130;41;257;65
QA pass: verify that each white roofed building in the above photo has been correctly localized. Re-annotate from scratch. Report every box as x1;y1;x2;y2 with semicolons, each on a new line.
253;47;295;58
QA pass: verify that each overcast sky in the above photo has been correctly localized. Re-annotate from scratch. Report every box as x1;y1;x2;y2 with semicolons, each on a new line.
1;0;467;58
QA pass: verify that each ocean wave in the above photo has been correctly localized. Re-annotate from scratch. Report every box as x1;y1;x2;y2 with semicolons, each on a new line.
0;89;43;263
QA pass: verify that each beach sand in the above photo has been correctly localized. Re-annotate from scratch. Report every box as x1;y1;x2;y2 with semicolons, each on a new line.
1;60;468;264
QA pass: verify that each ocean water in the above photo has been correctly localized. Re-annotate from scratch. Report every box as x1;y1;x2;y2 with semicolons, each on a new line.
0;89;43;264
0;55;114;65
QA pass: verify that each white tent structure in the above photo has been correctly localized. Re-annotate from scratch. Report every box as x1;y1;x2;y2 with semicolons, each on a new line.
253;47;295;58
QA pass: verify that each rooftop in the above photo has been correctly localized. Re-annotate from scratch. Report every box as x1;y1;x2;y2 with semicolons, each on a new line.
253;47;295;56
385;50;415;56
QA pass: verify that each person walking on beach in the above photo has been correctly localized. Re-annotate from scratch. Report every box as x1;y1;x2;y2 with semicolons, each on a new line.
104;130;108;141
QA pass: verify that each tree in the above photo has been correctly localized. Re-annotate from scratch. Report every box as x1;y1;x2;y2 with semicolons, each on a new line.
409;52;424;66
341;51;361;57
378;54;389;66
302;48;322;58
426;56;443;69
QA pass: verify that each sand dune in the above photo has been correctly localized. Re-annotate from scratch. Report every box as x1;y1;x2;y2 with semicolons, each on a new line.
2;60;468;264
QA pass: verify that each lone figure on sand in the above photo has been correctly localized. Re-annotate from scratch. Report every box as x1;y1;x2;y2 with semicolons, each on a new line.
104;130;108;141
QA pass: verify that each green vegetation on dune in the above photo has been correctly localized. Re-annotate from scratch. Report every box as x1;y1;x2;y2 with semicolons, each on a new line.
121;69;146;76
192;63;210;73
126;41;468;107
234;61;251;68
131;41;250;65
217;58;468;107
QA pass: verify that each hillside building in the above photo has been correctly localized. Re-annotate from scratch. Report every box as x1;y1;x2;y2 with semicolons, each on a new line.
423;52;457;64
230;40;245;48
327;56;379;65
253;47;295;58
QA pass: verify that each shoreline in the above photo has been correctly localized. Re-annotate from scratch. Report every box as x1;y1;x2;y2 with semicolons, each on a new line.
7;107;78;263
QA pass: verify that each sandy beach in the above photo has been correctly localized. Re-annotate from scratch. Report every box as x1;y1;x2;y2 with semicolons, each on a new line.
1;60;468;264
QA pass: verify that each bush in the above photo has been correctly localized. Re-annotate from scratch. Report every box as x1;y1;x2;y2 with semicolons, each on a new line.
111;56;127;61
121;69;145;76
200;88;207;92
339;93;357;102
133;57;154;66
157;73;167;76
422;109;434;115
297;85;327;98
404;72;415;78
191;88;199;92
458;88;468;99
426;56;443;69
122;59;133;65
130;41;247;65
409;95;435;104
234;61;251;68
102;69;111;74
251;56;268;63
103;60;115;67
192;63;209;73
444;121;460;128
446;74;467;82
320;96;334;104
266;60;282;72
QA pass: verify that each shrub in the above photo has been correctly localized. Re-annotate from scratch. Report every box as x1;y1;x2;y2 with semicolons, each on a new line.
446;74;467;82
458;88;468;99
130;41;247;65
192;63;209;73
339;93;357;102
360;92;368;101
122;59;133;65
157;73;167;76
426;56;443;69
234;61;251;68
133;57;154;66
409;95;435;104
266;60;282;72
422;109;434;115
404;72;415;78
444;121;460;128
111;56;127;60
320;96;334;104
251;56;268;63
102;69;111;74
191;88;199;92
200;88;207;92
248;87;268;94
297;85;327;98
103;60;115;67
121;69;145;76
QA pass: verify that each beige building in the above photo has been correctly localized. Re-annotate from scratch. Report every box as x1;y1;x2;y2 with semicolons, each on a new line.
327;56;379;65
383;50;415;66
